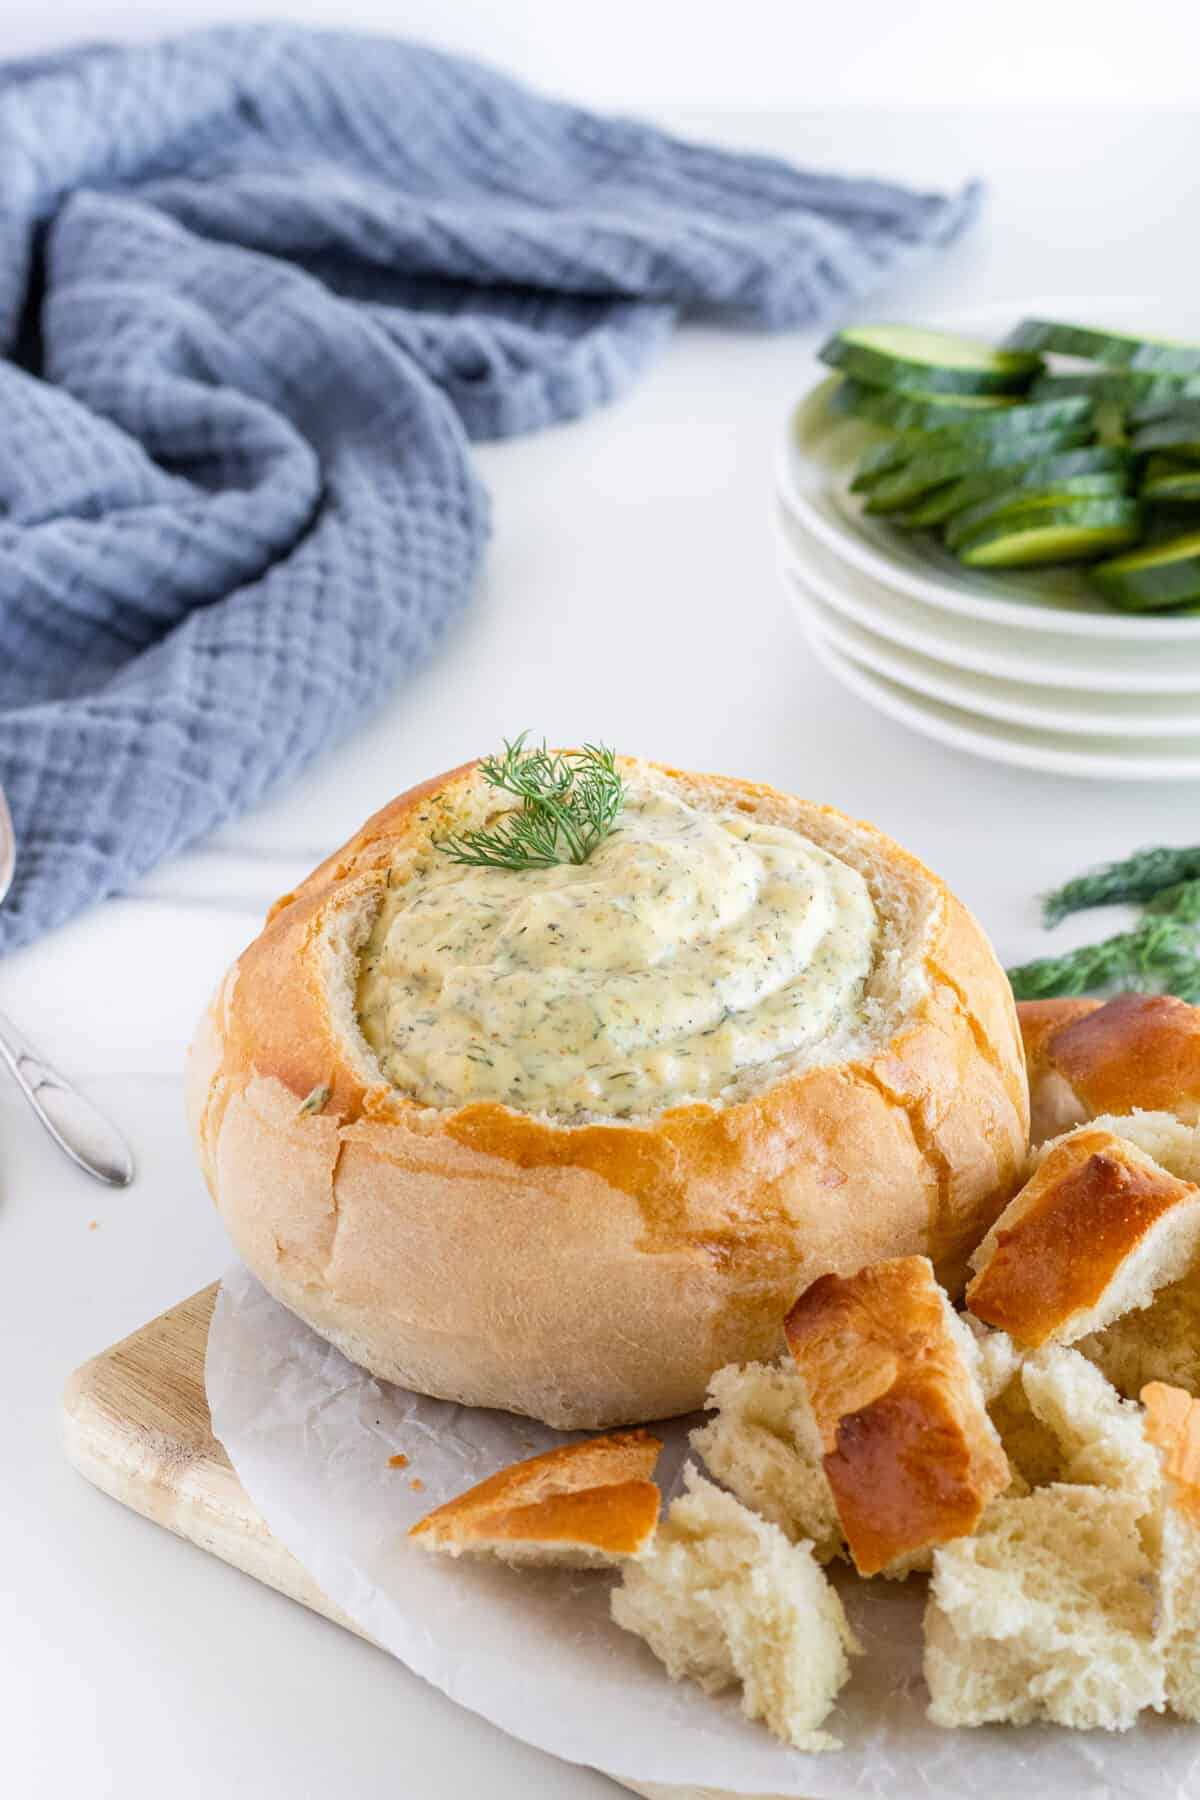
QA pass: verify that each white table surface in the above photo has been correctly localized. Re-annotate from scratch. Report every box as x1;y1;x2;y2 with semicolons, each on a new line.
6;101;1200;1799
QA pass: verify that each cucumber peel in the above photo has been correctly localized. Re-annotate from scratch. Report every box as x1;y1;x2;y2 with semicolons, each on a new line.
953;498;1141;568
1005;318;1200;375
1092;531;1200;610
944;479;1131;551
849;423;1090;491
829;380;1090;439
820;324;1042;395
1132;418;1200;462
892;452;1128;529
1141;457;1200;504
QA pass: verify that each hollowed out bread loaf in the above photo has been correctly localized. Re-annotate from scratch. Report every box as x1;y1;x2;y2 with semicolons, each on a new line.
924;1484;1164;1731
187;757;1027;1429
409;1430;661;1569
610;1466;860;1751
1143;1382;1200;1719
1019;993;1200;1146
966;1126;1200;1356
783;1256;1010;1576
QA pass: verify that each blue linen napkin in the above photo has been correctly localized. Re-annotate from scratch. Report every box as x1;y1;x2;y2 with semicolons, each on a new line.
0;26;980;952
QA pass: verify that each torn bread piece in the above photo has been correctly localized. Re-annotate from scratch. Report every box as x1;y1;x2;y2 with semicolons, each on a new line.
410;1430;661;1568
689;1360;843;1563
1019;993;1200;1147
784;1256;1009;1577
961;1313;1023;1404
1143;1382;1200;1719
924;1483;1164;1731
611;1466;859;1751
987;1344;1159;1510
967;1126;1200;1351
1056;1108;1200;1185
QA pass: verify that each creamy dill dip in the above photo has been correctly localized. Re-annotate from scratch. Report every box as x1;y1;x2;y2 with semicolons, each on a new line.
355;773;878;1119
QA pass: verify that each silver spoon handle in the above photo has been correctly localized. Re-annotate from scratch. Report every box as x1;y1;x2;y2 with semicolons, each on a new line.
0;1010;134;1187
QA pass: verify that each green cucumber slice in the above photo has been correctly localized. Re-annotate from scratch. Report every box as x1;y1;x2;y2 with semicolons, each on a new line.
1092;531;1200;610
1141;457;1200;504
829;381;1091;438
828;380;1015;432
1031;370;1197;406
1132;418;1200;462
1128;393;1200;428
944;479;1132;551
865;445;1125;519
1004;318;1200;375
849;424;1091;492
952;498;1142;568
889;449;1129;527
819;325;1042;395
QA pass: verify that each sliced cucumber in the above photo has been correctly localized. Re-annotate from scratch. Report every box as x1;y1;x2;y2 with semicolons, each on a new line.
890;449;1128;528
1031;370;1196;406
829;380;1091;439
1005;318;1200;375
952;498;1142;568
866;443;1124;519
828;380;1015;432
944;478;1131;551
849;423;1090;491
1128;393;1200;428
1141;457;1200;504
1092;531;1200;610
1132;418;1200;462
820;324;1042;395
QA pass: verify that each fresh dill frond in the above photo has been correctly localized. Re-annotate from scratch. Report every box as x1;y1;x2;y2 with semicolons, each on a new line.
437;734;626;872
1146;877;1200;923
1042;845;1200;927
1008;917;1200;1003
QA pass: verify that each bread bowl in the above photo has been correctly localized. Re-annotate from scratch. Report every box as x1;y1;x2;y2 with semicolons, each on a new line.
188;753;1028;1429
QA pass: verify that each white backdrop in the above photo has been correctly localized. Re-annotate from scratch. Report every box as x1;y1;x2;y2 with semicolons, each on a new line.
5;0;1200;106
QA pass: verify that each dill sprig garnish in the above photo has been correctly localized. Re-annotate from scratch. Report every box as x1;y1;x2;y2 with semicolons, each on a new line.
438;735;625;872
1042;845;1200;926
1145;878;1200;923
1008;917;1200;1004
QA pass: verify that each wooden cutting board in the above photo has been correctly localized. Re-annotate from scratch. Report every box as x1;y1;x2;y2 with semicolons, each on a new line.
62;1287;799;1800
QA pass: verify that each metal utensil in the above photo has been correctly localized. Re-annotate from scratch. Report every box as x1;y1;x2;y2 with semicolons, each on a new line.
0;787;134;1186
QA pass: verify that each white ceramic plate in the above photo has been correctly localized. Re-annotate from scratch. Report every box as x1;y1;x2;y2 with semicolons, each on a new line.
774;503;1200;694
777;293;1200;642
802;626;1200;781
790;582;1200;738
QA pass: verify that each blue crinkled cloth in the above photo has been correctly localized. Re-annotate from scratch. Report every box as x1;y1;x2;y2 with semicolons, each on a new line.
0;26;981;951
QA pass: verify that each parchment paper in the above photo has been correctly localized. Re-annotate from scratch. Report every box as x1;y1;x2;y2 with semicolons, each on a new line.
207;1262;1200;1797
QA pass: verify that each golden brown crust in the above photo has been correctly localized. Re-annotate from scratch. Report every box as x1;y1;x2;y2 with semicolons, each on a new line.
1017;998;1105;1076
410;1430;661;1560
1020;994;1200;1138
783;1256;1009;1576
967;1129;1200;1347
1143;1382;1200;1523
188;759;1029;1428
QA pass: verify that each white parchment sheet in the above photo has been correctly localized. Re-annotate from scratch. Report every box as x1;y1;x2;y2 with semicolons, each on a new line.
207;1263;1200;1797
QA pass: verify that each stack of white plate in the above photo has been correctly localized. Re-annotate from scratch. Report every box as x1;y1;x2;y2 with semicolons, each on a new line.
774;298;1200;781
